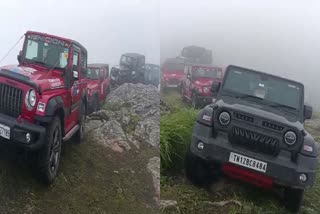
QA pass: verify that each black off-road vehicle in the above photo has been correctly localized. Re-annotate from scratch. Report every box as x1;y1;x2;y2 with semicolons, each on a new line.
110;53;145;86
185;65;318;212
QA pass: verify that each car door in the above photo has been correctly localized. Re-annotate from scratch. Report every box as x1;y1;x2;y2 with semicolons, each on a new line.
66;45;82;131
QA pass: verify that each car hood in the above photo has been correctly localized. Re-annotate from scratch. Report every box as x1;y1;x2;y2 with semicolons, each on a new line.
214;97;304;130
194;77;221;87
0;64;64;91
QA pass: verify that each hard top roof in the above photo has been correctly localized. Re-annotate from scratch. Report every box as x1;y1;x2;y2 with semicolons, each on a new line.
122;53;145;58
26;31;87;54
226;65;304;86
88;63;109;68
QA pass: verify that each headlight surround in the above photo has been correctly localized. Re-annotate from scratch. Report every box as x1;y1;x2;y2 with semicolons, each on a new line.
203;86;210;93
218;111;231;126
284;131;297;145
25;89;37;111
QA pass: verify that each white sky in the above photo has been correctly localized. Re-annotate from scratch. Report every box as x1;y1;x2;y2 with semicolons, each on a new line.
0;0;159;67
160;0;320;109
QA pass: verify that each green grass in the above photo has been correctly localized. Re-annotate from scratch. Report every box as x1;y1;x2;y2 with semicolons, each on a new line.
160;89;320;214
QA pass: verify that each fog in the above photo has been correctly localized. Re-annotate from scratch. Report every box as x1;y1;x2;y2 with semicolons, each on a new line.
160;0;320;110
0;0;159;68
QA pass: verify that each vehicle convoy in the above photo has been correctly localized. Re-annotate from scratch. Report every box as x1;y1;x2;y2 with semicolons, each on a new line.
161;58;185;89
0;31;88;184
110;53;145;87
177;45;213;65
185;65;318;212
86;63;110;113
180;64;223;108
144;63;160;87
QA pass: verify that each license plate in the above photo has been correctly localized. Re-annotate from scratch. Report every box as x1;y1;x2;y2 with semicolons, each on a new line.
229;152;267;173
0;123;10;140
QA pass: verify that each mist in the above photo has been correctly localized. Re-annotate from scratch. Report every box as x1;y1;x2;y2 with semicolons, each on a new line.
0;0;159;68
160;0;320;110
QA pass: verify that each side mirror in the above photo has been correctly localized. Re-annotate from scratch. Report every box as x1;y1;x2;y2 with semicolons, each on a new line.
17;51;22;64
73;70;79;80
304;105;313;120
211;82;221;96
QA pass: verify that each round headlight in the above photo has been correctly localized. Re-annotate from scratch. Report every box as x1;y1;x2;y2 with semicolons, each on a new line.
219;111;231;126
284;131;297;145
203;87;209;93
25;89;37;110
132;71;136;75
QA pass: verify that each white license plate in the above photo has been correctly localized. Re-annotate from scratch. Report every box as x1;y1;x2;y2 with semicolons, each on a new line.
0;123;10;140
229;152;267;173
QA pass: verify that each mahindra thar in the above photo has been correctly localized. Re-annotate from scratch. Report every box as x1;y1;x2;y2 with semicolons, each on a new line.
185;65;318;212
0;31;88;184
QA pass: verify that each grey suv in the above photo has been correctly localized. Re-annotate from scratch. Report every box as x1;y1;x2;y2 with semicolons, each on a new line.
185;65;318;213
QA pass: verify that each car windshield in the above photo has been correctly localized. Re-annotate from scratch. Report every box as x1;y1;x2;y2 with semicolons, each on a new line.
87;68;100;79
23;34;70;70
222;68;302;110
163;63;184;71
192;67;222;79
121;55;135;65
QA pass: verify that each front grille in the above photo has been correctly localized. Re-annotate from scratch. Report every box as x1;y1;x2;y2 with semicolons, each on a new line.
230;127;279;155
262;121;284;132
233;112;254;123
168;79;180;85
0;83;23;118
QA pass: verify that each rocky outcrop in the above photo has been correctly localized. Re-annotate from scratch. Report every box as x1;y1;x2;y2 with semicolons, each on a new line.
84;83;160;152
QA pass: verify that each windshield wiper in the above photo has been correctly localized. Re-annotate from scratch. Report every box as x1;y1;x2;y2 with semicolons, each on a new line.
238;94;264;100
268;103;297;111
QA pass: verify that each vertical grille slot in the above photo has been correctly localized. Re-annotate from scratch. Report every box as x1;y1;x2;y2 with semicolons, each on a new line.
230;127;279;156
0;83;23;118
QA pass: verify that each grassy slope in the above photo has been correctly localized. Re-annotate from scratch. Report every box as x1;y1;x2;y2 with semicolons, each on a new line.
0;106;158;214
160;90;320;214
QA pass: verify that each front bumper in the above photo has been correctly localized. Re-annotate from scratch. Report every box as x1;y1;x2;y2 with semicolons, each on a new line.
195;95;213;106
0;113;46;150
191;122;318;189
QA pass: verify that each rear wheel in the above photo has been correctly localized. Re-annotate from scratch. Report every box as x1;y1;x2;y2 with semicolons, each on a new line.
37;116;62;185
284;187;304;213
185;147;214;187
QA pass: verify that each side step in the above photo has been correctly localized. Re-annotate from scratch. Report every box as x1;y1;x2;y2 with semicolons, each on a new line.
62;124;79;142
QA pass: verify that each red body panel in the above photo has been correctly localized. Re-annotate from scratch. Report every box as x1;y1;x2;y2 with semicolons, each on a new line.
223;163;273;190
181;64;223;100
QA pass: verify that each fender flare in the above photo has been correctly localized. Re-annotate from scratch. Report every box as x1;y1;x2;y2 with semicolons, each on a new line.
45;96;67;117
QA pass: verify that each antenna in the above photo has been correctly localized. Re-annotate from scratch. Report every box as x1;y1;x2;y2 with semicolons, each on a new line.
0;34;24;65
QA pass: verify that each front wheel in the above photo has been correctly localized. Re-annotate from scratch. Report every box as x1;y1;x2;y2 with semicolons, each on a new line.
37;116;62;185
284;187;304;213
185;147;214;188
191;94;199;109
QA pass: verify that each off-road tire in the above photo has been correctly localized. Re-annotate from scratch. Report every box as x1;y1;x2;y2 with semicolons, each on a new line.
93;96;100;112
37;116;62;185
284;187;304;213
185;147;214;188
191;94;199;109
74;103;86;144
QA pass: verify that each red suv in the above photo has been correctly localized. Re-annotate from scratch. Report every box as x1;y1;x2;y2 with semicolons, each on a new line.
180;64;223;108
161;58;185;89
0;31;88;184
86;64;110;113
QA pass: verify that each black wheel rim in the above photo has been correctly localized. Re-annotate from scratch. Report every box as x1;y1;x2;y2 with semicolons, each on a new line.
49;127;61;173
